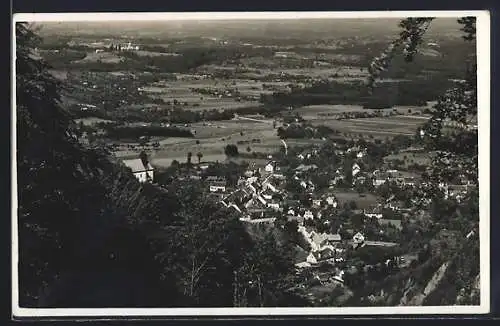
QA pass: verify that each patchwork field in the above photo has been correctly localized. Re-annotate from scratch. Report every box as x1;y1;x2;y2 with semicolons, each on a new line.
142;79;259;111
295;105;375;119
334;192;380;210
113;118;293;168
110;106;435;168
384;151;434;168
201;61;367;81
73;52;123;64
297;105;433;137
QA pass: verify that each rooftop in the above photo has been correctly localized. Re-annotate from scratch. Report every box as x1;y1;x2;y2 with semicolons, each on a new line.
312;233;342;246
123;159;153;173
295;164;319;172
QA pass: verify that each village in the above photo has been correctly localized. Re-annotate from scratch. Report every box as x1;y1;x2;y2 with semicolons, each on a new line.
120;130;476;303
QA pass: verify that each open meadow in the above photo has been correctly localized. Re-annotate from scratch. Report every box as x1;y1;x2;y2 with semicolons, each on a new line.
334;191;380;210
296;105;433;137
113;117;289;168
142;79;259;111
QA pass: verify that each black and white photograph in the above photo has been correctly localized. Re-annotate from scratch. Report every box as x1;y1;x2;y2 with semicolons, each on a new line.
12;11;490;317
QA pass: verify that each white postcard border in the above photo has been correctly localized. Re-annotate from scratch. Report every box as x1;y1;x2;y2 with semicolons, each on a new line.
11;10;491;317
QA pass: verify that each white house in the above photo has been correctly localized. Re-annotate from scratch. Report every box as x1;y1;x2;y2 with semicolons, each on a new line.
303;210;314;220
373;178;387;187
247;176;258;185
365;212;383;219
353;232;365;244
325;195;338;207
261;187;274;200
352;163;361;177
264;161;276;173
262;193;273;200
267;202;280;211
306;252;318;264
123;158;154;183
356;150;366;159
209;182;226;193
312;199;322;207
364;207;383;219
332;270;345;283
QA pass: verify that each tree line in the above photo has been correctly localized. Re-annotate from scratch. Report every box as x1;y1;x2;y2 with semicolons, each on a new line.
260;78;453;108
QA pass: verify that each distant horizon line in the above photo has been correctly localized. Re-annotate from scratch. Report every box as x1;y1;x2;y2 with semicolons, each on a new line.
14;11;487;22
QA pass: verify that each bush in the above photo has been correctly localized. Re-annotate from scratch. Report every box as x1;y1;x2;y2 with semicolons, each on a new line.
224;144;239;157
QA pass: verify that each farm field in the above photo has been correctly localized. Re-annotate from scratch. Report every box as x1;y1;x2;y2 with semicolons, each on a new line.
303;110;432;137
334;192;380;210
73;51;123;64
384;151;434;168
112;118;292;168
202;61;367;80
142;79;260;111
296;104;431;118
295;104;377;119
110;106;435;169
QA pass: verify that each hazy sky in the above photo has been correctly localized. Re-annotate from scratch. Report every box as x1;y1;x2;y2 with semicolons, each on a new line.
35;17;462;39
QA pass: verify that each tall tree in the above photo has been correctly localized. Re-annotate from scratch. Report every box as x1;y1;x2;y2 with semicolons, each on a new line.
16;22;181;308
224;144;239;158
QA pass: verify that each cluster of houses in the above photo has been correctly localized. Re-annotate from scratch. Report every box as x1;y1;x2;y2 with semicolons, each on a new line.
197;156;403;279
372;169;419;187
117;138;476;293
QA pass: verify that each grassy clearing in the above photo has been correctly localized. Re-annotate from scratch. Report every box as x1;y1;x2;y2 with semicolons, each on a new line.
303;112;429;137
73;52;123;64
112;119;284;168
384;152;433;168
334;191;379;210
143;79;259;111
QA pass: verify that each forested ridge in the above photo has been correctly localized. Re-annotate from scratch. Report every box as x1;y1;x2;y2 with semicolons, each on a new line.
16;22;300;308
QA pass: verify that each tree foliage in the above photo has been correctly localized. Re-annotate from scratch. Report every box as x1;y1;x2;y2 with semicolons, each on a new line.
224;144;240;157
363;16;480;305
16;23;299;307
